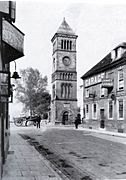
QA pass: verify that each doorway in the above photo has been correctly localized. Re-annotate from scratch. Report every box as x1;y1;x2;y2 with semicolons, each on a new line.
62;111;68;125
100;109;105;128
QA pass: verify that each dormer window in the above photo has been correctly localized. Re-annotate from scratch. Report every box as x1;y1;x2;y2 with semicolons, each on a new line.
111;50;116;60
118;47;123;59
111;49;118;61
111;44;126;61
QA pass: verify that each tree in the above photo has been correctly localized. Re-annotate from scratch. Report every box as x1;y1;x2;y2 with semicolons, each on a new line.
15;67;51;116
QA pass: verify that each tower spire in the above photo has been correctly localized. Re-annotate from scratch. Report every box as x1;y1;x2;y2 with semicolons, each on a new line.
56;18;75;35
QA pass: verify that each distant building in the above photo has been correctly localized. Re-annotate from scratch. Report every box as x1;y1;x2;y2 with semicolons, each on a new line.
81;42;126;133
51;18;78;124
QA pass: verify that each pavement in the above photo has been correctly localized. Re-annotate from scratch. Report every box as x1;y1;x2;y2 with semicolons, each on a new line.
2;122;126;180
58;124;126;137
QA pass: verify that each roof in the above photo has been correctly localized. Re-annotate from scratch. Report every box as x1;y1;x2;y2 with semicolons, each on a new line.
56;17;75;35
81;43;126;80
114;42;126;49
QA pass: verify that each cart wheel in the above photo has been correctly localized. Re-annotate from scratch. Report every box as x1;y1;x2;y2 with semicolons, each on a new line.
14;119;23;127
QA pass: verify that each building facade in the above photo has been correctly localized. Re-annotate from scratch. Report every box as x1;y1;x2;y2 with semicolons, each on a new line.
81;42;126;133
51;18;78;124
0;2;24;177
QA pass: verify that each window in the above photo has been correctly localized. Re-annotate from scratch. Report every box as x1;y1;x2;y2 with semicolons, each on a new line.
61;83;63;97
61;83;72;99
52;84;55;99
109;101;113;119
86;104;89;113
85;104;89;119
53;58;55;69
108;72;114;79
92;103;97;119
61;39;72;51
118;69;124;90
118;99;124;119
70;41;72;50
61;40;63;49
101;87;105;97
85;89;89;97
67;40;69;50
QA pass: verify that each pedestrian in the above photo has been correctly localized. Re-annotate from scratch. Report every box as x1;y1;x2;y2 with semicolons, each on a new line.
74;114;81;129
74;117;79;129
36;115;41;129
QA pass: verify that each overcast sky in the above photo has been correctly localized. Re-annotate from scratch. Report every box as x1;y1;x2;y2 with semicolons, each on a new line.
10;0;126;117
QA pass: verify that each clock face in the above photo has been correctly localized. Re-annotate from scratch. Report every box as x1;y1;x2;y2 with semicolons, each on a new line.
62;56;71;66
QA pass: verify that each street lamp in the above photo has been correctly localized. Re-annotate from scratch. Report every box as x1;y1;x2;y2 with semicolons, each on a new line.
11;61;21;79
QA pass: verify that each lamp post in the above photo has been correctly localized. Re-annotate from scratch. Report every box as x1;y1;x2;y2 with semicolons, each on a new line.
11;61;21;79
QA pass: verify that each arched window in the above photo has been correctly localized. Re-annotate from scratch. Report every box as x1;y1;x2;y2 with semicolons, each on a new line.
65;73;67;79
64;40;66;49
71;73;73;80
61;83;63;97
60;73;62;80
67;40;69;50
61;40;63;49
63;73;65;80
70;41;72;50
68;73;70;80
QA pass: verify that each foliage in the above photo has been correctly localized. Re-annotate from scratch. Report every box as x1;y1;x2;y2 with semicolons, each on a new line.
15;67;51;115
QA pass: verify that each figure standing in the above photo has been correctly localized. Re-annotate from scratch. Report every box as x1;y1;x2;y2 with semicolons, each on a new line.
74;117;79;129
74;113;81;129
36;115;41;129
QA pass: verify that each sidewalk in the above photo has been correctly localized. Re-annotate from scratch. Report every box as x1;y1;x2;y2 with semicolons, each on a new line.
80;126;126;138
2;126;62;180
56;124;126;138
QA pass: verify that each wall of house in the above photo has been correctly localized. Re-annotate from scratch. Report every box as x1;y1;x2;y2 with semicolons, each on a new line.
83;63;126;132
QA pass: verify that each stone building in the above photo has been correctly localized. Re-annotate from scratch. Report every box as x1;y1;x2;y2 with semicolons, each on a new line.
81;42;126;133
0;2;24;177
51;18;78;124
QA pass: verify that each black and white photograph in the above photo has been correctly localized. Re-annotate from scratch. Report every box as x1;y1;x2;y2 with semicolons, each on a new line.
1;0;126;179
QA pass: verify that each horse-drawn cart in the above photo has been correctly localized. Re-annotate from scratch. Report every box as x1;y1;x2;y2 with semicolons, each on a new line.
13;116;39;127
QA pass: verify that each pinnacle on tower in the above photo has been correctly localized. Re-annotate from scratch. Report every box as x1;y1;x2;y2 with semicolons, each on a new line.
57;17;75;35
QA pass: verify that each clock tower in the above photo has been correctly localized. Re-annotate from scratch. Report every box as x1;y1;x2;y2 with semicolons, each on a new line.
51;18;78;124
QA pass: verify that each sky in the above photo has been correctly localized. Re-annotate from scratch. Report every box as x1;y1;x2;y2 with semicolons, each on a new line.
10;0;126;118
